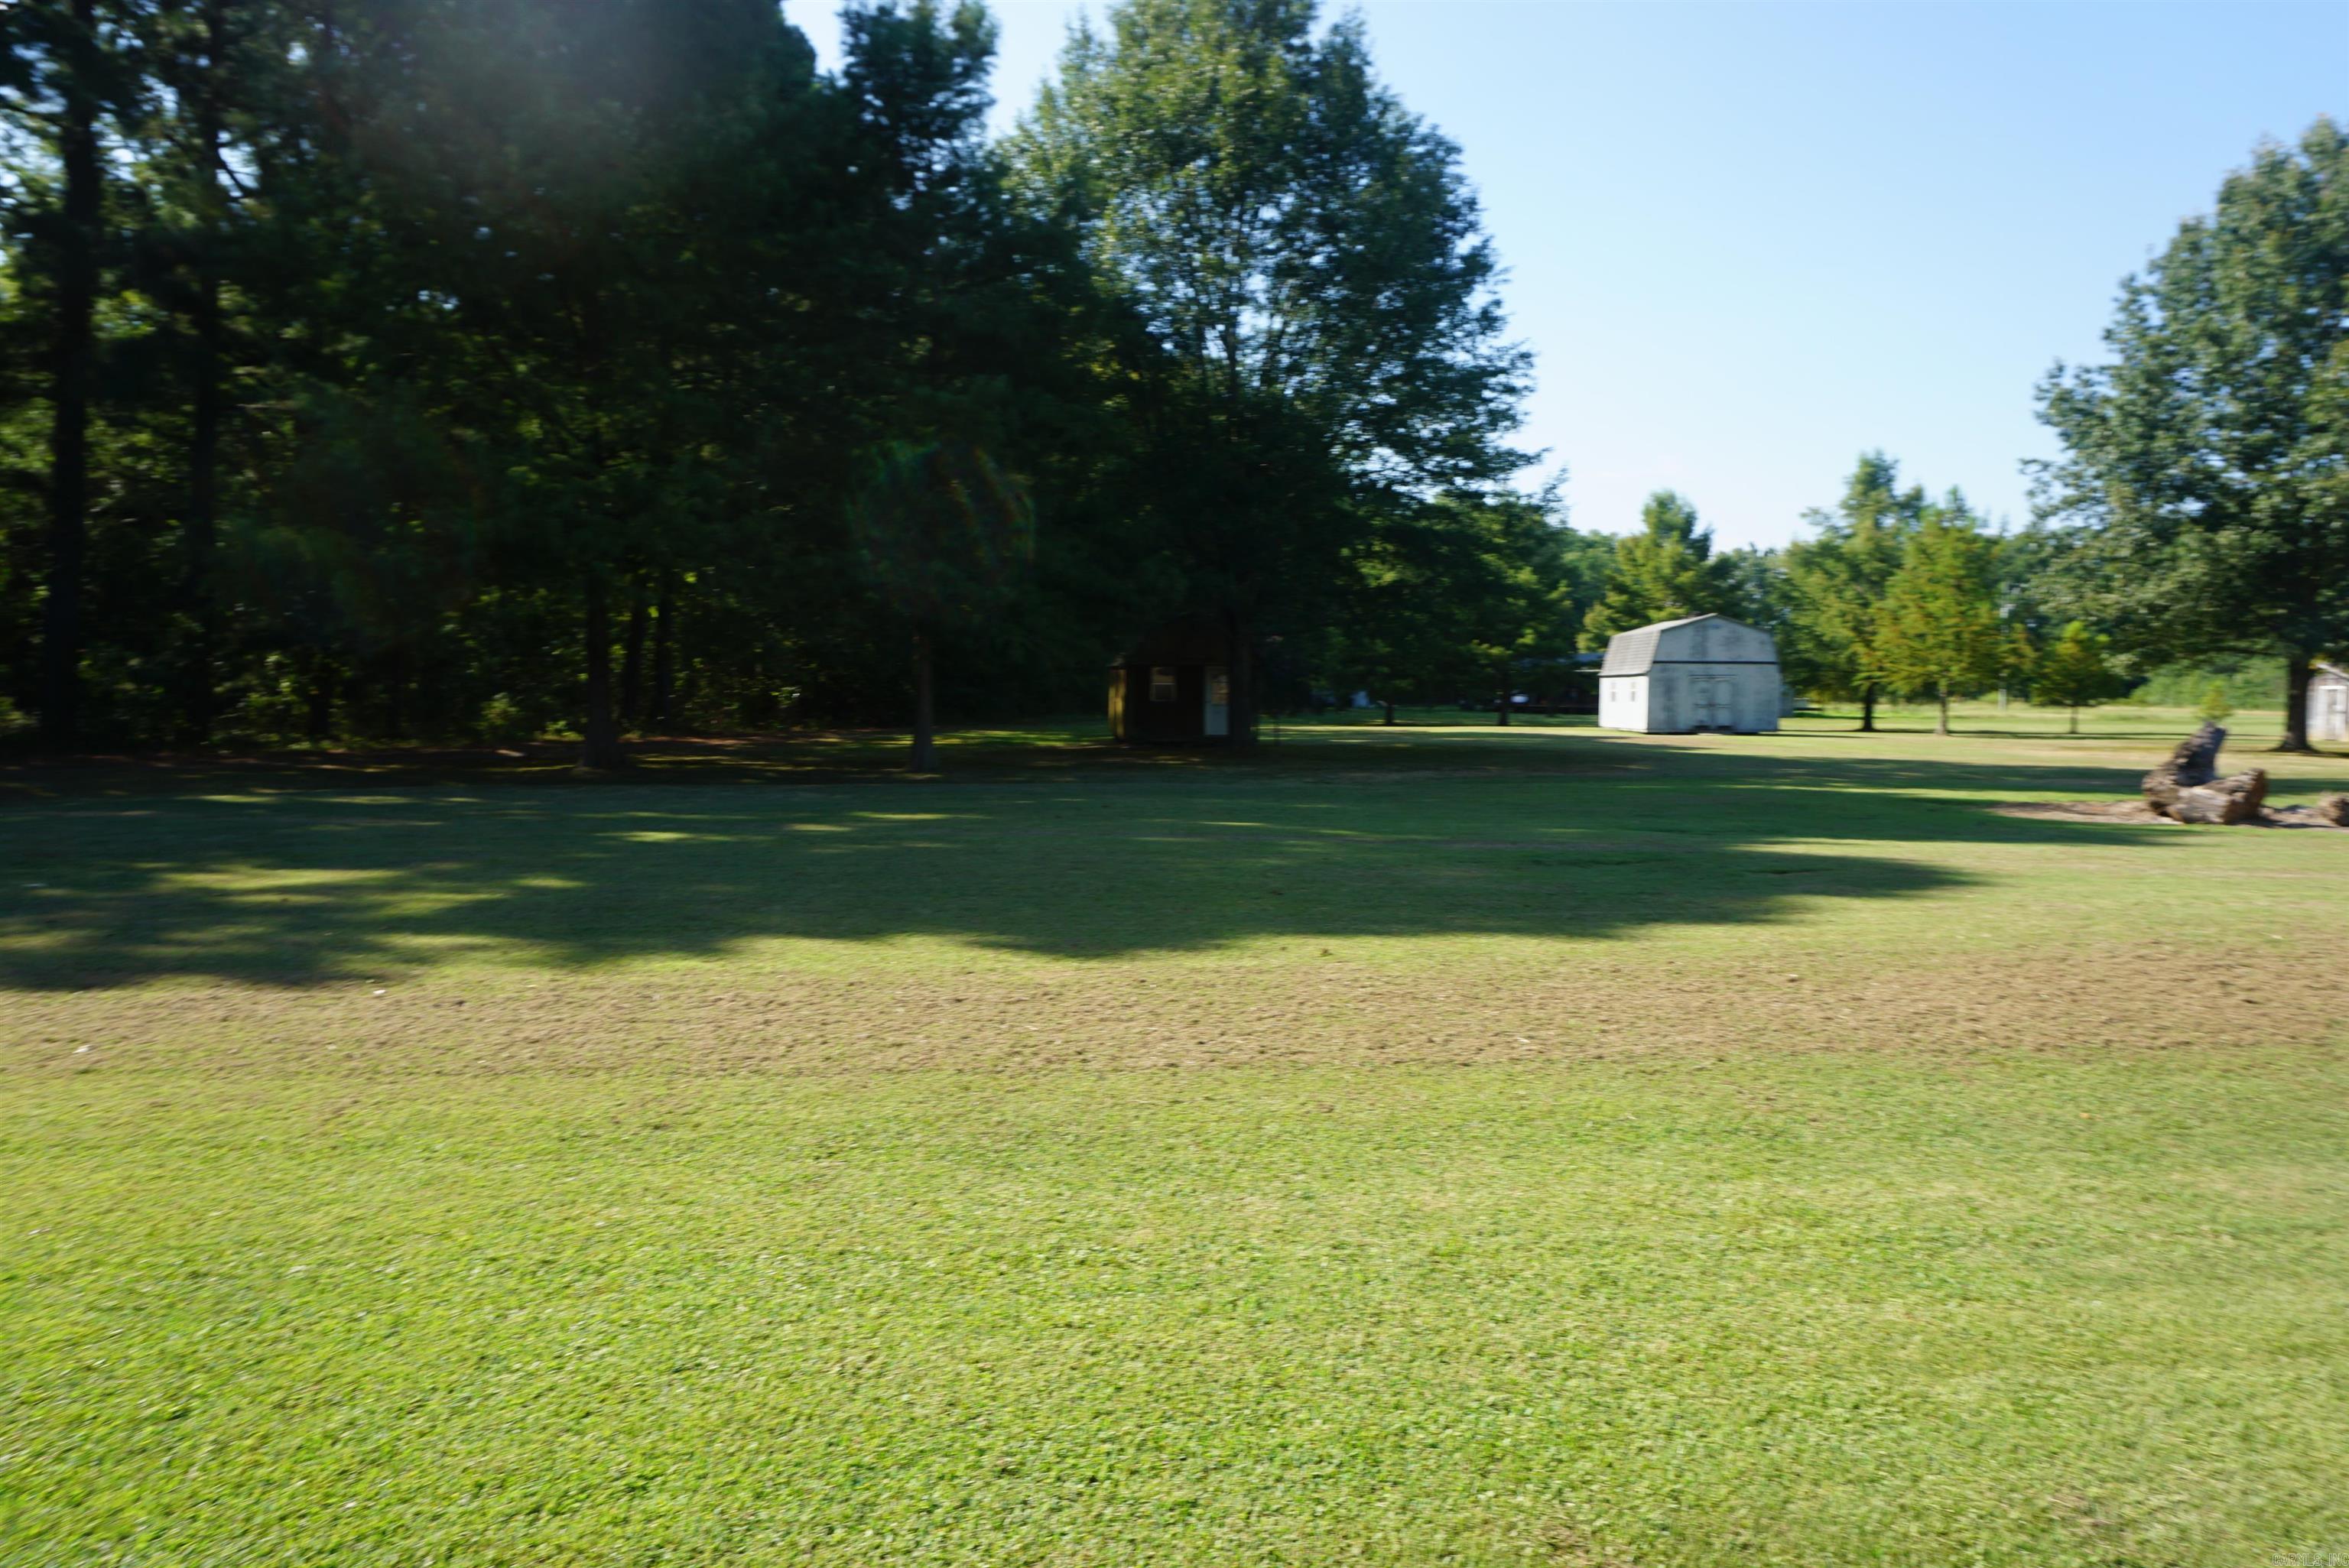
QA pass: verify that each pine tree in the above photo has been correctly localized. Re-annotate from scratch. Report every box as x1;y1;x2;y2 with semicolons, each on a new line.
1;0;136;748
1581;492;1730;645
1782;453;1923;731
2030;621;2121;734
1874;498;2001;735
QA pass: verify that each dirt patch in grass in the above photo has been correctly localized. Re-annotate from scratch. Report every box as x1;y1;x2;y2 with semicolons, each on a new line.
9;940;2341;1080
1996;800;2349;829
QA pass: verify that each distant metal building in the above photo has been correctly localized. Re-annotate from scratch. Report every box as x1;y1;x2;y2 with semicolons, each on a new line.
1597;613;1783;734
2312;662;2349;743
1108;621;1232;744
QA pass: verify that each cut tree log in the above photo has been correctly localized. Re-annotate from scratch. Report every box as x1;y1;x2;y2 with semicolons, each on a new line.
2167;770;2269;825
2320;793;2349;826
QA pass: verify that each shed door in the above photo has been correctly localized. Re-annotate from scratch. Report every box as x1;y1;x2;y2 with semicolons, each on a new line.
1692;677;1733;729
1203;667;1230;737
2321;683;2348;739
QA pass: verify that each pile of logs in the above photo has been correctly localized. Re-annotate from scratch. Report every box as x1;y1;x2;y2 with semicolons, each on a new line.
2141;722;2269;825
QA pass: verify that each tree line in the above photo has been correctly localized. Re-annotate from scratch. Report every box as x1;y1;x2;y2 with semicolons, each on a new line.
1563;458;2105;739
0;2;2341;760
0;0;1538;762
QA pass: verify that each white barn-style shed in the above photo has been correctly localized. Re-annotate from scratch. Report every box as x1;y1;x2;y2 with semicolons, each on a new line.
2312;662;2349;744
1597;613;1783;734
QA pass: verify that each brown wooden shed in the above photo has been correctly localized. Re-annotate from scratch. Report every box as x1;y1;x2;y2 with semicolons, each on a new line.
1108;621;1233;744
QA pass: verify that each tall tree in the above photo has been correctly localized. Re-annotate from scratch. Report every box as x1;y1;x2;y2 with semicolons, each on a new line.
1009;0;1526;749
1873;498;2001;735
1581;490;1731;645
1781;452;1923;730
2037;118;2349;752
1334;489;1568;723
2;0;132;748
341;0;821;768
136;0;262;742
2031;620;2121;734
850;441;1035;770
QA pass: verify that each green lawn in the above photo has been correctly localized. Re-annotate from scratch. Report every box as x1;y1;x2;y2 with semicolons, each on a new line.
4;713;2346;1566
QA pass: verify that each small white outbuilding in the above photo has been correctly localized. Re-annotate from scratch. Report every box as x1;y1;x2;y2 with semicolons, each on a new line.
2312;662;2349;743
1597;613;1783;734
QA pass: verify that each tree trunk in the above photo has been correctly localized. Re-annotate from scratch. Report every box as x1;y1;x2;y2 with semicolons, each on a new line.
1859;684;1876;732
39;0;102;750
2068;704;2079;736
911;628;936;772
617;578;648;729
1935;691;1950;735
1223;609;1257;752
177;0;230;745
179;265;223;742
2278;651;2314;753
383;651;406;742
1381;700;1395;726
579;573;623;770
648;569;675;729
2166;770;2269;824
1495;687;1509;726
304;656;336;745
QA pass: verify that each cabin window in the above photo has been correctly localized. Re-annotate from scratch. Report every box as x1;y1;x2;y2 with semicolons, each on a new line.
1150;667;1178;703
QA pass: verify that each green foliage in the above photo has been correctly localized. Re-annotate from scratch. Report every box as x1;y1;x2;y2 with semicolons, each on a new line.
2037;118;2349;747
2029;620;2123;732
2124;655;2286;711
850;442;1038;630
2198;680;2235;724
1873;498;2002;732
1009;0;1528;739
1781;453;1924;714
1581;491;1734;645
1332;489;1586;712
2000;622;2039;695
1010;0;1524;490
0;0;1175;751
474;692;534;745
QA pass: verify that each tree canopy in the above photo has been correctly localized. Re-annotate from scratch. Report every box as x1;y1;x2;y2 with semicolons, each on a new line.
1007;0;1528;744
2037;117;2349;750
1581;491;1734;647
1873;498;2002;735
1780;453;1925;731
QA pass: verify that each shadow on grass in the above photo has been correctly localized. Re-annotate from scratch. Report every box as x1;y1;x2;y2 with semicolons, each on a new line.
0;729;2256;987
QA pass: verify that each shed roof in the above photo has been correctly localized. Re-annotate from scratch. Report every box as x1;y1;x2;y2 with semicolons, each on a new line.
1599;613;1771;676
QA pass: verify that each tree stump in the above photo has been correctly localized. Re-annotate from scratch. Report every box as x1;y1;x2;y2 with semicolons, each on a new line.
2143;722;2268;823
2320;793;2349;827
2141;722;2224;815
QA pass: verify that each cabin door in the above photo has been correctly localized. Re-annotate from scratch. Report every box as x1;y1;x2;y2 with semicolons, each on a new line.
1203;667;1230;738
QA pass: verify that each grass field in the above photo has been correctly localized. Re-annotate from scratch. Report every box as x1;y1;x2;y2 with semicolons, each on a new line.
4;708;2347;1566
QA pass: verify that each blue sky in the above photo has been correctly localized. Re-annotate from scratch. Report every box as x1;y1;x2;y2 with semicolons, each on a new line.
794;1;2347;549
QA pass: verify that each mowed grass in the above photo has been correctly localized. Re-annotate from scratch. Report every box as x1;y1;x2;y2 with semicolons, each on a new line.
3;710;2347;1566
